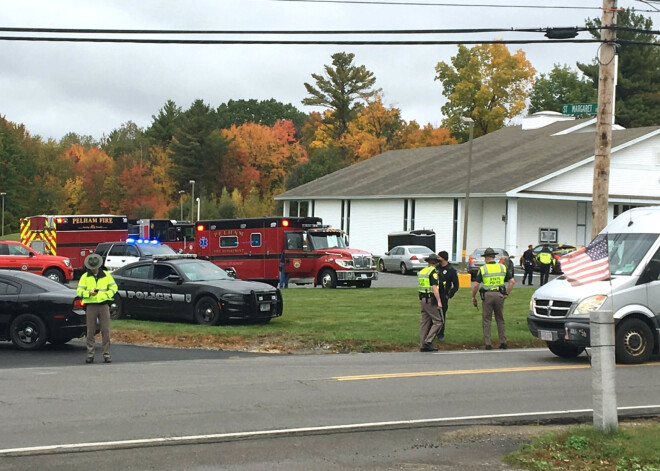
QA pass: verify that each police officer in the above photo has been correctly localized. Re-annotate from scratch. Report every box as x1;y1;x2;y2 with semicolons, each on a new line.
471;247;515;350
521;244;535;285
536;245;554;286
417;253;444;352
77;253;117;364
436;250;458;341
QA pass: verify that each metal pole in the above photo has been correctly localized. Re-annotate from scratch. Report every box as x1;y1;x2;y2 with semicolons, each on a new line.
0;192;5;237
179;190;185;221
196;197;201;221
189;180;195;221
460;118;474;272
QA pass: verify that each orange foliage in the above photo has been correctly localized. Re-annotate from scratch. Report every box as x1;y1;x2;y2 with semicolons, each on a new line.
396;121;457;148
61;145;116;212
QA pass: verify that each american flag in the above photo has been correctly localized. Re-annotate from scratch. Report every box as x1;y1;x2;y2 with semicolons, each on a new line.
559;235;610;286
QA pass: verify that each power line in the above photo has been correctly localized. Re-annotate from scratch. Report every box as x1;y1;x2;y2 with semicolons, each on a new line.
268;0;604;10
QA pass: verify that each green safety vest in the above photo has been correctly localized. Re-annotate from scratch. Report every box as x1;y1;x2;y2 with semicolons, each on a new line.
479;262;507;289
77;270;118;305
417;266;437;294
537;251;554;266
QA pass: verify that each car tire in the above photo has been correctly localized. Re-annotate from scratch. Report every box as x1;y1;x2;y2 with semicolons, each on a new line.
43;268;65;283
400;263;409;275
378;259;386;272
10;313;48;350
110;295;125;320
615;318;653;364
320;269;337;289
194;296;221;325
546;341;585;359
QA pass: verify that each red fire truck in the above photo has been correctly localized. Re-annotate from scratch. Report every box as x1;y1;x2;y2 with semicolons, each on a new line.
128;219;195;253
20;214;129;273
194;216;378;288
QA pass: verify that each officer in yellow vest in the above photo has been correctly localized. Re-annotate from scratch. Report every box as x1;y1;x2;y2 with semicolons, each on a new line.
471;247;515;350
417;253;444;352
77;253;117;364
536;245;555;286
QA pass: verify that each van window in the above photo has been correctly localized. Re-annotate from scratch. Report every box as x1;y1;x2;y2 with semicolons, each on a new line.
250;233;262;247
220;236;238;248
607;233;659;276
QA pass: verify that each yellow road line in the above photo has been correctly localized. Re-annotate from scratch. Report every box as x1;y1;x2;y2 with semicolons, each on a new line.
333;361;660;381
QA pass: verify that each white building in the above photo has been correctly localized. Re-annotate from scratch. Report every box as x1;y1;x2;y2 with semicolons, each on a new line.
275;113;660;260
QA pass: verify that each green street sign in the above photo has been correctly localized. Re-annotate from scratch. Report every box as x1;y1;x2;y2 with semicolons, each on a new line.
561;103;598;115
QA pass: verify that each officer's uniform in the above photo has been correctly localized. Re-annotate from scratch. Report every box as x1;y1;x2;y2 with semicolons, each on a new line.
472;247;514;349
536;246;554;286
77;254;117;363
417;254;444;352
522;246;535;285
436;251;458;340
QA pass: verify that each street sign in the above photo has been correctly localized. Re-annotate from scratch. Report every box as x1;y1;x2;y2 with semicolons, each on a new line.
561;103;598;115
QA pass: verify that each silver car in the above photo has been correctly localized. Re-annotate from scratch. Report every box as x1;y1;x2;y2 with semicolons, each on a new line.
467;247;508;279
379;245;434;275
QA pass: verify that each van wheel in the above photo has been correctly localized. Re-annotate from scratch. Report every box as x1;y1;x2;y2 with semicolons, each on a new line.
320;269;337;289
546;342;585;358
194;296;221;325
616;319;653;364
44;268;65;283
10;314;48;350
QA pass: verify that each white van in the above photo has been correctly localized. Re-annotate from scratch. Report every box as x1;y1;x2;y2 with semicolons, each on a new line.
527;206;660;364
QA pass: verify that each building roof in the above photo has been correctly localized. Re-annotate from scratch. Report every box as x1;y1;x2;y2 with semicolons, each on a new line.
276;119;659;200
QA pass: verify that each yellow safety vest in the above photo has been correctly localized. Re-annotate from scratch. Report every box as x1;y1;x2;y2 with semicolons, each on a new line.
537;251;553;266
479;262;507;290
417;266;437;294
77;270;118;305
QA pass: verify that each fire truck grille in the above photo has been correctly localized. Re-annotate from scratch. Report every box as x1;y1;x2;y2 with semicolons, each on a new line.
352;255;371;270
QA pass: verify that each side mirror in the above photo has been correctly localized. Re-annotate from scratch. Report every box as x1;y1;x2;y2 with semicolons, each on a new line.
384;252;390;256
225;267;237;279
167;274;182;283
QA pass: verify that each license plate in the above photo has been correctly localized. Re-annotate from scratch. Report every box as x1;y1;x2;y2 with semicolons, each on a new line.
260;304;270;312
539;330;554;341
360;274;367;279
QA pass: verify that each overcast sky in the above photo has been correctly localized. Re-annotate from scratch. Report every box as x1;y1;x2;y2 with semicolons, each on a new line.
0;0;650;141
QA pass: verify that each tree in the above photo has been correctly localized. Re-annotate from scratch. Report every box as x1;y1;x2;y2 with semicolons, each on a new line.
435;44;536;141
102;121;149;162
529;64;597;114
61;145;116;212
217;99;307;136
578;8;660;127
285;145;344;190
146;100;182;146
395;121;457;149
302;52;379;139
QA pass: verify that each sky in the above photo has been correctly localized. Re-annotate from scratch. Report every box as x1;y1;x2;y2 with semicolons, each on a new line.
0;0;652;141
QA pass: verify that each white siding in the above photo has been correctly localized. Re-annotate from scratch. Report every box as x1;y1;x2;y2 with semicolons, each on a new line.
346;199;404;255
314;200;342;230
515;199;590;250
414;198;454;254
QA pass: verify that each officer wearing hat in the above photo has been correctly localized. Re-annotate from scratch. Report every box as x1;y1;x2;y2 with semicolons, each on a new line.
417;253;444;352
471;247;515;350
77;253;117;364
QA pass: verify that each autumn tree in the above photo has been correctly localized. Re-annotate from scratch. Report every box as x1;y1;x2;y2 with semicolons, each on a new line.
302;52;379;139
395;121;457;149
61;144;116;212
217;99;307;136
435;44;536;141
578;8;660;127
528;64;597;114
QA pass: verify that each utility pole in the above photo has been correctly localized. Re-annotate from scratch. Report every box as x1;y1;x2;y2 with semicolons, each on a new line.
592;0;617;238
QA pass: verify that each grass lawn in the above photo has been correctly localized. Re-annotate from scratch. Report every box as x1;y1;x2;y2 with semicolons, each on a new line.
112;286;544;352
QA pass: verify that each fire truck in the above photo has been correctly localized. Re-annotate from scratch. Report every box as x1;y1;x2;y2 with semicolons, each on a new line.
128;219;195;253
20;215;129;273
194;216;378;288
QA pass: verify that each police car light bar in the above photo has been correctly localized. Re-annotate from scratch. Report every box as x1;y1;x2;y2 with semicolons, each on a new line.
127;238;161;245
151;254;198;261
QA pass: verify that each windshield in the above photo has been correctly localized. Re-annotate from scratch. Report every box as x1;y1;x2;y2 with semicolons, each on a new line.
409;247;433;255
140;244;176;256
605;233;658;276
309;233;346;250
178;261;233;281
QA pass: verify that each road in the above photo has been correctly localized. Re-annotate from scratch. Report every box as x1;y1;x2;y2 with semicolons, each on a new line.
1;344;658;469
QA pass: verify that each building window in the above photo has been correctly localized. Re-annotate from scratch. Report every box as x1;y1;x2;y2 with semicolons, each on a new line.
539;228;558;244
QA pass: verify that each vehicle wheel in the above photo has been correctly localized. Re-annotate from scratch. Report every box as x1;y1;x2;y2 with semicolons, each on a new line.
356;281;372;288
10;314;48;350
378;259;386;272
110;295;125;320
48;334;75;345
43;268;65;283
400;263;409;275
546;342;585;359
320;269;337;289
194;296;221;325
615;318;653;364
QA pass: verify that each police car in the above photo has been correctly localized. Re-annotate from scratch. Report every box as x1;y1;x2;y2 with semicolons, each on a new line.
94;239;177;272
110;256;283;325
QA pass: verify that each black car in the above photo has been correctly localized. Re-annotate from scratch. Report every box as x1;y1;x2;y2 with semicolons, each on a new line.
0;269;86;350
521;243;578;274
110;257;283;324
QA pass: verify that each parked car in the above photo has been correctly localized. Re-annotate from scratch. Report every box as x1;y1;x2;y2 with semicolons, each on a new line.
0;240;74;283
467;247;507;279
525;243;578;274
94;239;177;272
110;256;283;325
0;270;86;350
378;245;434;275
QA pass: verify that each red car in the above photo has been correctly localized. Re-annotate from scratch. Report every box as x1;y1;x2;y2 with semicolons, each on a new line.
0;241;74;283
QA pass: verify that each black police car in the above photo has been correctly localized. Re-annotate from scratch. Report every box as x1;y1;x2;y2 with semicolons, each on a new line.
110;256;283;324
0;270;86;350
